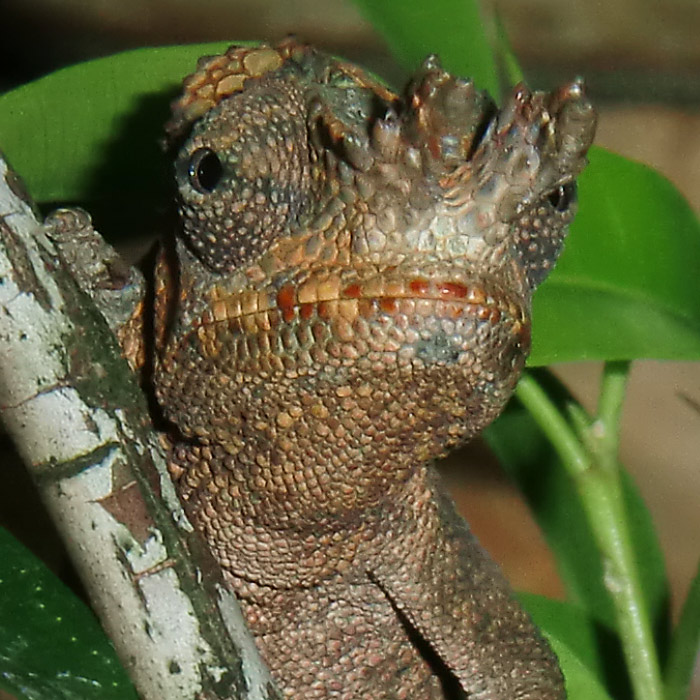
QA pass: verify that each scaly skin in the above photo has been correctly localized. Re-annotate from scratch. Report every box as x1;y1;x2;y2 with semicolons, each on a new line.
128;40;596;698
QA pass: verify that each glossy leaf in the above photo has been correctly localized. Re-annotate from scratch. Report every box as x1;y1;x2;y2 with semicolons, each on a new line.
530;147;700;365
521;594;615;699
520;594;605;681
0;527;138;700
0;43;231;206
350;0;499;97
664;560;700;700
552;638;615;700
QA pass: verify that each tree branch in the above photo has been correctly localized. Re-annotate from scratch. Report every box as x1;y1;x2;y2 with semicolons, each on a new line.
0;154;281;700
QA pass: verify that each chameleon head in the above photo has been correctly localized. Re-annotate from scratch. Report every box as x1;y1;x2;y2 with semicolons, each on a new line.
156;42;596;515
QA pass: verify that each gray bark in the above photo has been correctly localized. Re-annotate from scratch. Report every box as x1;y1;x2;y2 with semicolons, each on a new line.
0;154;281;700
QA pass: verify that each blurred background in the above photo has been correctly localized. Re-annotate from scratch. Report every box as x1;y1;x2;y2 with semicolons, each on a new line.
1;0;698;696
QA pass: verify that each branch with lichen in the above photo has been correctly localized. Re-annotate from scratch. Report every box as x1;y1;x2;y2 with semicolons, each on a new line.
0;153;281;700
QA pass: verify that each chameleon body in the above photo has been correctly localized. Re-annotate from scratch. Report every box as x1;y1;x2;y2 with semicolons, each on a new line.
120;40;596;698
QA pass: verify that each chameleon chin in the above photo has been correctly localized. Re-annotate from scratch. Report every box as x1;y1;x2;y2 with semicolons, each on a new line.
118;39;596;698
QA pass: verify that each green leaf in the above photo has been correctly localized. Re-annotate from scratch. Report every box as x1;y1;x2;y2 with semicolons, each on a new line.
520;594;605;681
520;594;615;699
486;371;670;655
553;638;616;700
664;559;700;700
0;527;138;700
0;43;231;206
530;147;700;364
350;0;499;97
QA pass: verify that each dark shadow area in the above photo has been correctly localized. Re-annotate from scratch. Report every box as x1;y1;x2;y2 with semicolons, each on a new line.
0;434;85;600
68;88;181;256
397;605;466;699
371;571;466;699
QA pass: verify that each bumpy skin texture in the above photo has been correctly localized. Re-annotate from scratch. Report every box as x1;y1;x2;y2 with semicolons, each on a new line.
132;40;596;698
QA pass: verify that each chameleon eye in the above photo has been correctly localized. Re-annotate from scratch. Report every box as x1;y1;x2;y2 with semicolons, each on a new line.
546;181;576;212
188;147;223;194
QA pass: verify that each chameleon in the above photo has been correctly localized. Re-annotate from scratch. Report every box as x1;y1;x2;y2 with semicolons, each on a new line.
115;39;596;698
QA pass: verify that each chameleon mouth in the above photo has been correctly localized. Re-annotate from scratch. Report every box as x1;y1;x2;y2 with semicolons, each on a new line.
274;273;525;327
201;266;530;355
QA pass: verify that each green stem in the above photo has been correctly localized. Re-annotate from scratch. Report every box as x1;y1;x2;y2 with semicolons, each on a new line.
514;372;589;477
516;365;664;700
492;9;525;87
589;364;662;700
596;360;630;450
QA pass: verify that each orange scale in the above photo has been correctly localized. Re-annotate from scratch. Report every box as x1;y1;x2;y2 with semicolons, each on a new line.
408;278;430;295
342;283;362;298
379;297;398;313
437;281;469;299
